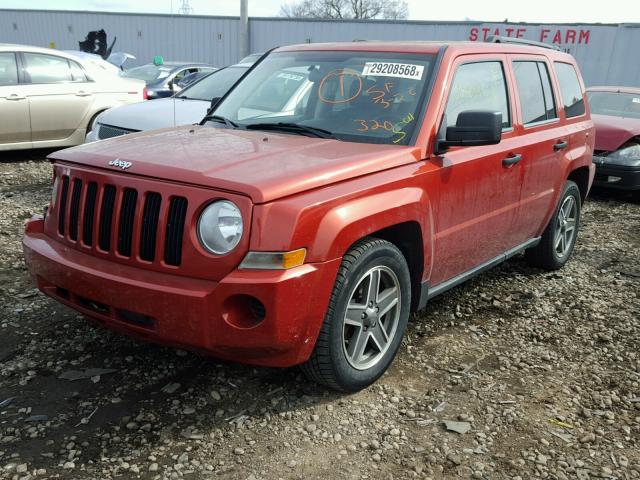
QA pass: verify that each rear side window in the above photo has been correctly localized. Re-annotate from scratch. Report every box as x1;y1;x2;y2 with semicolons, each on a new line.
24;53;73;83
444;61;511;129
69;60;88;82
0;52;18;85
513;61;557;125
554;62;585;118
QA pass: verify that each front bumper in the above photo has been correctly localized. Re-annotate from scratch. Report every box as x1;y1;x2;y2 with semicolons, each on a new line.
592;157;640;191
23;217;340;367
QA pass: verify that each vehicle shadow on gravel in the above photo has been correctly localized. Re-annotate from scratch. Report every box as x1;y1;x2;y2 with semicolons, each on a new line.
0;148;58;163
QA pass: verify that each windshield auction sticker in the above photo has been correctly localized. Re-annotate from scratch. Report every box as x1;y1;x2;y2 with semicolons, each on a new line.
362;62;424;80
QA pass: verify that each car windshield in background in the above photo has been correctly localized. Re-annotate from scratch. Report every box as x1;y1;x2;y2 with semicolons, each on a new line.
122;64;172;83
177;66;248;101
212;51;435;145
587;91;640;120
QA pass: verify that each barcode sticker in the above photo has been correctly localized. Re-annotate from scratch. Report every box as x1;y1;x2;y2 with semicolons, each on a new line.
362;62;424;80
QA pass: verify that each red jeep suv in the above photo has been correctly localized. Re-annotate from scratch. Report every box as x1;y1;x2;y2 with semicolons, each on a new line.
23;39;595;392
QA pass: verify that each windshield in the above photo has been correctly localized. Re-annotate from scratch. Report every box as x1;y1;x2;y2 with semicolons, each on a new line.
211;51;435;145
122;64;172;83
588;91;640;120
178;66;248;101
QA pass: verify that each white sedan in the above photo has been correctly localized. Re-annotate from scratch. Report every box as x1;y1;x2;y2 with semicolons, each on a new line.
0;44;146;152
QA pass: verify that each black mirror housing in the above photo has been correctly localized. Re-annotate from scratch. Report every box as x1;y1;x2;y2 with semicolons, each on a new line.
436;110;502;154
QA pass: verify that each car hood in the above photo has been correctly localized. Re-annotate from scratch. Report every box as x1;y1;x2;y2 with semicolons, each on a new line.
98;98;209;131
50;125;421;204
592;113;640;151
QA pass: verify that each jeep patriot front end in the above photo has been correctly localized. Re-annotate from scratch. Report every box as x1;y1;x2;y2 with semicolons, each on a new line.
24;41;595;391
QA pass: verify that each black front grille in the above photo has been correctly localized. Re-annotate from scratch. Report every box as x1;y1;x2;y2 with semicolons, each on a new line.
68;179;83;241
55;177;188;267
97;124;138;140
164;197;188;266
117;188;138;257
57;176;69;235
82;182;98;246
98;185;117;251
140;193;162;261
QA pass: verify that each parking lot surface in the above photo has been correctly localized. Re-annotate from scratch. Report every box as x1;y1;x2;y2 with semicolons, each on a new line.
1;156;639;479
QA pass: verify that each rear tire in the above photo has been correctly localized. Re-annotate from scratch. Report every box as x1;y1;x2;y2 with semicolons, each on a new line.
301;237;411;392
525;180;581;270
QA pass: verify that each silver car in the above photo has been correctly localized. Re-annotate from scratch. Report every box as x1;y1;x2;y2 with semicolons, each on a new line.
86;64;250;142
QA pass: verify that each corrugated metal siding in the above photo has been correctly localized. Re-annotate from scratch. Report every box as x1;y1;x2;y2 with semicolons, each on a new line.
1;9;639;86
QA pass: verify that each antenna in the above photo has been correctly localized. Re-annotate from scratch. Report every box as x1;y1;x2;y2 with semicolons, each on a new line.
178;0;193;14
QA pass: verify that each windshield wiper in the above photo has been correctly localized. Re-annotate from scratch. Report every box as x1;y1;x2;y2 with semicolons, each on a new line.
244;122;336;139
201;115;239;128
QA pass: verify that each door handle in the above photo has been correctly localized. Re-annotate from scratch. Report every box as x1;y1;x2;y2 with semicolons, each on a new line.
75;91;93;97
553;140;568;151
502;153;522;166
6;94;25;101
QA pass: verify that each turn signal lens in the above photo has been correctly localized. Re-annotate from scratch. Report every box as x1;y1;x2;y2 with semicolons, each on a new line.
239;248;306;270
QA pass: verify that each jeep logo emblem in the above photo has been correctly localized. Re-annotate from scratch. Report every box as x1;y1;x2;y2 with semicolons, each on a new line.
108;159;132;170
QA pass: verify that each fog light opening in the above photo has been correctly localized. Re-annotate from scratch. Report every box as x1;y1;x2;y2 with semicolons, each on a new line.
222;295;266;329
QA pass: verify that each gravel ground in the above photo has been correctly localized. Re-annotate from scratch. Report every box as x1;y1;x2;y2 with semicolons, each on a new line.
1;155;639;480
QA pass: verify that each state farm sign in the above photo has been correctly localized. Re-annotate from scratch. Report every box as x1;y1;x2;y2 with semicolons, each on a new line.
469;26;591;45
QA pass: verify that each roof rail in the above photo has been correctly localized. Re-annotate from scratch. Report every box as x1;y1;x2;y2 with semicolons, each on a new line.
486;35;561;51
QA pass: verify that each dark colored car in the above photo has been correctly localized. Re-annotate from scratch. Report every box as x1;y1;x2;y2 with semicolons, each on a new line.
24;39;594;392
587;87;640;192
122;62;216;99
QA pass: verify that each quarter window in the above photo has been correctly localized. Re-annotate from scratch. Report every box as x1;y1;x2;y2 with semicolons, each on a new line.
513;61;557;125
69;60;88;82
0;52;18;85
444;61;511;129
24;53;74;83
554;62;585;118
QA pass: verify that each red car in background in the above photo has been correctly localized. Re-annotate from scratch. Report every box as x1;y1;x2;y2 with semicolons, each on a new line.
587;87;640;193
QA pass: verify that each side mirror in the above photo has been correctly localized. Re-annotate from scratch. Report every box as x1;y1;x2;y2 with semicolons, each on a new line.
436;110;502;154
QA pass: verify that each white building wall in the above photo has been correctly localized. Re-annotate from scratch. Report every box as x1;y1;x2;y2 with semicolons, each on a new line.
1;9;638;86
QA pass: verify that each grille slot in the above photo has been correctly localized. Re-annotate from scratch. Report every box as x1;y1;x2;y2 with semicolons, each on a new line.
57;175;70;235
82;182;98;246
164;197;188;266
68;179;83;241
117;188;138;257
139;192;162;261
98;185;117;251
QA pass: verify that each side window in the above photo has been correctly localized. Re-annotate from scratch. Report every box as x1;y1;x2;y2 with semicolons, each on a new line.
444;61;510;129
69;60;88;82
0;52;18;85
513;61;557;125
23;53;73;83
554;62;585;118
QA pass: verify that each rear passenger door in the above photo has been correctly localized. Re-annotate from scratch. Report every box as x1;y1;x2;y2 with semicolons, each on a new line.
430;55;524;285
508;56;567;241
0;52;30;146
20;52;95;142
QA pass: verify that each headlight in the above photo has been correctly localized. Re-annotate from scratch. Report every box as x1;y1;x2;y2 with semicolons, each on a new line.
606;143;640;167
197;200;243;254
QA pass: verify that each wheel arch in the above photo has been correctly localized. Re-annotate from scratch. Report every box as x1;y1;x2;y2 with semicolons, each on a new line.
567;165;591;203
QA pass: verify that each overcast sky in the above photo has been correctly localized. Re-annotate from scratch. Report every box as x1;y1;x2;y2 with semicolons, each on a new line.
0;0;637;23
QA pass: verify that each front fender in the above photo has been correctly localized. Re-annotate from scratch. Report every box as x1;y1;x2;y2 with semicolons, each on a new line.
249;166;435;279
311;188;430;261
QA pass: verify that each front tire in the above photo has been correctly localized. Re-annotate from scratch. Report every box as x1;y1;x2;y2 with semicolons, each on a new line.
525;180;581;270
301;238;411;392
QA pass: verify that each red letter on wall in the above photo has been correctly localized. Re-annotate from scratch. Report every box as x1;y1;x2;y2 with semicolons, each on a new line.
565;29;577;44
578;30;590;44
540;29;550;42
469;28;478;41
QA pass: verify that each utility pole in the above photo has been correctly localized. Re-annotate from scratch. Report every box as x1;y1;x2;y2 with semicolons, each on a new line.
239;0;249;60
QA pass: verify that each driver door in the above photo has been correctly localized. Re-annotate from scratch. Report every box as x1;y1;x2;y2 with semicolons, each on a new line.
429;55;525;286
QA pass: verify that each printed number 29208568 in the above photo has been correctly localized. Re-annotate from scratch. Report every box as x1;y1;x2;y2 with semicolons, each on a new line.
362;62;424;80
